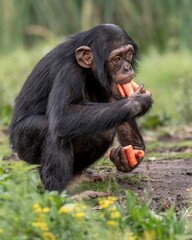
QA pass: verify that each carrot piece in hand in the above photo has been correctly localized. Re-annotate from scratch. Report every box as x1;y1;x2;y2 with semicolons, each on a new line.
107;146;144;169
117;80;139;97
124;145;138;168
117;79;143;97
121;82;134;97
117;84;126;97
133;149;145;158
131;80;139;91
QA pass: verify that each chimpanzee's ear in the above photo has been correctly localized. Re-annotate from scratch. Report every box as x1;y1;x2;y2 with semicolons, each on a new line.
75;46;93;68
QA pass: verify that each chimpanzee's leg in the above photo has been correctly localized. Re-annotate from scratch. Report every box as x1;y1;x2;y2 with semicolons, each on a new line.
40;131;114;192
10;115;48;164
11;115;74;192
40;136;74;192
68;133;115;200
72;130;115;174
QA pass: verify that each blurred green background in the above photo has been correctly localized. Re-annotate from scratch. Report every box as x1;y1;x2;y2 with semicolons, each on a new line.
0;0;192;127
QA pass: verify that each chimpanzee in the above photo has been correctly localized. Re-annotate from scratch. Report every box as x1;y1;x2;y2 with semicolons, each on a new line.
10;24;153;192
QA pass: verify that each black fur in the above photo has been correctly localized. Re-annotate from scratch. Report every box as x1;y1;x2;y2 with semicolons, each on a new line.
10;24;152;191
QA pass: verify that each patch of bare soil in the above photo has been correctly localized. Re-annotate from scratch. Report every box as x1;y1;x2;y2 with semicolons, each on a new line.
117;158;192;213
117;126;192;213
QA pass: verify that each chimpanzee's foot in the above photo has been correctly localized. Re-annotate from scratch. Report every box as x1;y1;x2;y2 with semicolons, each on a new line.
81;173;106;182
81;169;110;182
73;190;109;200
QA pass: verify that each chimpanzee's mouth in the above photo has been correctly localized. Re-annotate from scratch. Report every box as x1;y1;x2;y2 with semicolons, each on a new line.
116;75;134;85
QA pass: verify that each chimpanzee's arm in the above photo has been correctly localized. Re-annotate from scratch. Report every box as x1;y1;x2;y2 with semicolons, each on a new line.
55;99;148;139
109;120;145;172
116;119;145;150
47;67;152;140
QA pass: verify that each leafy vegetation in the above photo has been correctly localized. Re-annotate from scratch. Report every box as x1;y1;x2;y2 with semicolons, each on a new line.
1;0;192;53
137;49;192;125
177;74;192;123
0;159;191;240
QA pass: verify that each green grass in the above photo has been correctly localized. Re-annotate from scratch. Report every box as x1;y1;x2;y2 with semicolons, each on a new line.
76;177;125;195
0;160;191;240
147;151;192;161
136;49;192;124
147;139;192;152
145;132;192;161
0;127;11;159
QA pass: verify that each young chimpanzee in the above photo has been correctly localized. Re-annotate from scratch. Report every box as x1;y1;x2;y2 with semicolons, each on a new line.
10;24;153;192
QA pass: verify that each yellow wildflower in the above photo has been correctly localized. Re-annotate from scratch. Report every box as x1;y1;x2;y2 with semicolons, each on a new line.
58;204;74;214
32;221;49;231
126;232;137;240
107;220;117;227
107;196;117;202
142;230;156;240
0;228;3;233
38;214;46;222
98;200;112;209
75;204;87;212
43;231;56;240
42;208;50;213
98;196;117;209
110;211;121;219
74;212;85;219
33;203;41;209
33;203;42;213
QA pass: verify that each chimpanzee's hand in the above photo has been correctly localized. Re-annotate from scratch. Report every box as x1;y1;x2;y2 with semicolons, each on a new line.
129;83;153;116
109;146;137;172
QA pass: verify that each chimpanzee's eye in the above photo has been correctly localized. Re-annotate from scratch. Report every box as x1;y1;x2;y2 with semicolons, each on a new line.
113;56;122;64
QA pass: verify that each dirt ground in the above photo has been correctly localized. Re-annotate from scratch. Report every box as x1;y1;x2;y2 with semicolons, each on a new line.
116;127;192;213
117;158;192;213
80;126;192;213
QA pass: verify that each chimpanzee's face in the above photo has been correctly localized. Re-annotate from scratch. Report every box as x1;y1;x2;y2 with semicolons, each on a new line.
107;44;134;85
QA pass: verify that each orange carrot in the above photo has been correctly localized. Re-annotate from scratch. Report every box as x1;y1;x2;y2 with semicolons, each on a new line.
124;145;138;168
117;80;139;97
131;80;139;91
117;84;126;97
133;149;145;158
107;146;145;169
121;82;134;97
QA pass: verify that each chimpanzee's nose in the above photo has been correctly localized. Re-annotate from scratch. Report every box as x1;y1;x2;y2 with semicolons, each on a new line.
123;62;132;72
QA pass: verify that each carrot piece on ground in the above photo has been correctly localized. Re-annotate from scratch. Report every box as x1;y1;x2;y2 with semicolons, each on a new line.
133;149;145;158
117;84;126;97
121;82;134;97
124;145;138;168
131;80;139;91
